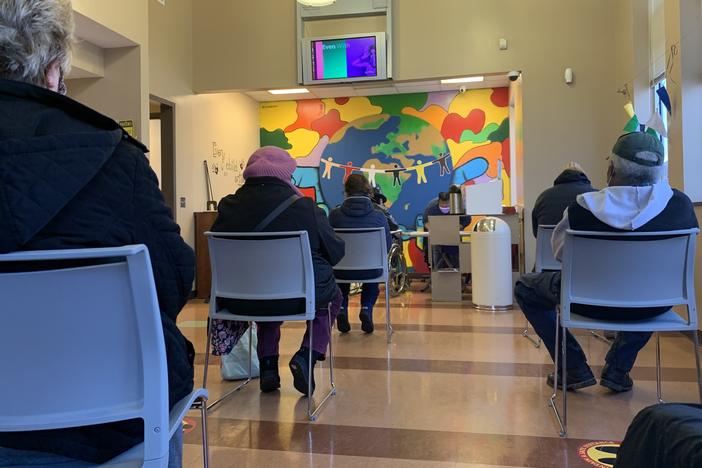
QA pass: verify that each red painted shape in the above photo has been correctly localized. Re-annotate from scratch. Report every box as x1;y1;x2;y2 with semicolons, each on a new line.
284;99;325;133
407;239;430;274
441;109;486;142
335;97;350;105
490;87;509;107
501;138;511;175
311;109;346;138
299;186;317;201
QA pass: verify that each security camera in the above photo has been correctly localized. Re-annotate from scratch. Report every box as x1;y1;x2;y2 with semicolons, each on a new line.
459;86;466;93
508;70;521;82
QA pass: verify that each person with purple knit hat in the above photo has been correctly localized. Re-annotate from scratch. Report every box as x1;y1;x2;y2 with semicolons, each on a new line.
211;146;345;396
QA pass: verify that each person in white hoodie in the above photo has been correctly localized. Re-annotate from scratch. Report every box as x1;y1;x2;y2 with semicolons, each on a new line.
515;132;698;393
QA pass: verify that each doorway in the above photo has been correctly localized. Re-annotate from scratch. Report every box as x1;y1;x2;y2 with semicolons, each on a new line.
149;95;176;213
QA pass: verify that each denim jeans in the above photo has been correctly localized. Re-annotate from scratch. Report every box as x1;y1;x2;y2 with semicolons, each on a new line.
514;275;652;373
0;429;184;467
338;282;380;316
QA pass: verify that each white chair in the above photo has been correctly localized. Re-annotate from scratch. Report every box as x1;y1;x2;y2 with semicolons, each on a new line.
522;225;558;348
549;229;702;437
0;245;209;467
203;231;336;421
332;227;392;343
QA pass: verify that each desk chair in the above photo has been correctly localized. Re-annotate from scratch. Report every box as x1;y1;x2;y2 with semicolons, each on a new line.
549;229;701;437
0;245;209;467
332;227;392;343
203;231;336;421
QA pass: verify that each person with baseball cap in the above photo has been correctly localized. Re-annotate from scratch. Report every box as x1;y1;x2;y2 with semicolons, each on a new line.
515;132;698;393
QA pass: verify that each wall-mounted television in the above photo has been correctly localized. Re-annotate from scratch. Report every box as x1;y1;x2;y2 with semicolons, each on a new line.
301;32;388;85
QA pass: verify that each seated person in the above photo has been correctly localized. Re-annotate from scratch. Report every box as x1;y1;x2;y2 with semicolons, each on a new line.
329;175;392;334
0;1;195;465
211;146;345;396
371;186;399;231
531;161;595;237
422;189;471;269
515;132;698;392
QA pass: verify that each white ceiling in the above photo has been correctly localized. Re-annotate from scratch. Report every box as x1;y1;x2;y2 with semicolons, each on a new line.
245;74;510;102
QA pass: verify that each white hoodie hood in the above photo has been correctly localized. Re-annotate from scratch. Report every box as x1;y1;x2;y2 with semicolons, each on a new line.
575;182;673;230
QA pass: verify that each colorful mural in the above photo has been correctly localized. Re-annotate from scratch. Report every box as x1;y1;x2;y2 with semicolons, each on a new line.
260;88;511;230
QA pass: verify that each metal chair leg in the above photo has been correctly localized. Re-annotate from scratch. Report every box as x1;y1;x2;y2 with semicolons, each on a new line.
202;318;212;389
561;322;568;437
207;322;253;411
693;331;702;403
656;332;664;404
522;320;542;348
199;396;209;468
590;330;613;344
385;280;393;344
307;309;337;421
548;306;567;437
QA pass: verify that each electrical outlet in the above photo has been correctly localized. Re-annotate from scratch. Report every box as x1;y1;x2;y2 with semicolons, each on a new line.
180;197;186;208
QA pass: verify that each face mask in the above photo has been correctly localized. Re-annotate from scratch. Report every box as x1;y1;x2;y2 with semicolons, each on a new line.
439;206;450;214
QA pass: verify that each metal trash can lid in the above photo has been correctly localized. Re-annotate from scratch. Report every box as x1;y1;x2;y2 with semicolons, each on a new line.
473;217;510;233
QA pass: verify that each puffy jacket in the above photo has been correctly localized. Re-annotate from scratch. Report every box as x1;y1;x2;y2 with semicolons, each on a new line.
329;195;391;280
212;177;345;308
531;169;595;236
0;79;195;463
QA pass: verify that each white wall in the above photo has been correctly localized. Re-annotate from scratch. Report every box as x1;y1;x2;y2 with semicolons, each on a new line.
172;92;260;247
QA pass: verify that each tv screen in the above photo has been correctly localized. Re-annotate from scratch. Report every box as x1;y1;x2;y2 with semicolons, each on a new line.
311;36;378;80
302;32;387;85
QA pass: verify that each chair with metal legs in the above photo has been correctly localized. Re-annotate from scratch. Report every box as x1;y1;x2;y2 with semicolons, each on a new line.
548;228;702;437
203;231;337;421
523;225;559;347
332;227;393;343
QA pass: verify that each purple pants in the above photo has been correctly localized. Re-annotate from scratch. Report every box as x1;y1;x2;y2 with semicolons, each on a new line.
257;287;342;358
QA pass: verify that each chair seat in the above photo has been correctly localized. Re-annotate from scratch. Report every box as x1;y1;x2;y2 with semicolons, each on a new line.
563;309;695;332
334;275;387;284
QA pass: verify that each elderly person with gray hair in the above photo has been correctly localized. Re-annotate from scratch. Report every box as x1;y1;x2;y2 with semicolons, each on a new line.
0;1;194;466
515;132;698;393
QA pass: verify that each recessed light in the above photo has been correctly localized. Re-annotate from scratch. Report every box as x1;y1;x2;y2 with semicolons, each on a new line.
440;76;485;84
268;88;310;95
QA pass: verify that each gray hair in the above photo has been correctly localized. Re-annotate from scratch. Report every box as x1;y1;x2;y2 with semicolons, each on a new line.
0;0;74;86
609;152;665;186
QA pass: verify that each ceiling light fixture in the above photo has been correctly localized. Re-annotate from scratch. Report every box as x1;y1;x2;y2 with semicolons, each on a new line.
297;0;336;7
440;76;485;84
268;88;310;95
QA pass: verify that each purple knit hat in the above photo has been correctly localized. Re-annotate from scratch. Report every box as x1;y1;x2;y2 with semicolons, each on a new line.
243;146;302;195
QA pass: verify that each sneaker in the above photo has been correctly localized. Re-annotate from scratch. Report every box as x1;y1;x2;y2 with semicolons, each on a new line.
546;367;597;391
360;307;374;334
600;364;634;392
289;348;317;396
337;313;351;333
259;356;280;393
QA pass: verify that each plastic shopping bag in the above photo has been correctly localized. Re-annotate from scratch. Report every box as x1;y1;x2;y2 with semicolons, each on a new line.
220;323;260;380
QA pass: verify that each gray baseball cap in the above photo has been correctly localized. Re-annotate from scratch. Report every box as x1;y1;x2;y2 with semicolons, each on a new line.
612;132;665;167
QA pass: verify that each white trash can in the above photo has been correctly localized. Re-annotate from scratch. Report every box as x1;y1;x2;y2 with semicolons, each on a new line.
470;217;513;310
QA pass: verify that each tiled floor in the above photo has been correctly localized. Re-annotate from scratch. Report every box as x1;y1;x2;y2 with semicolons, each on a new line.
177;285;701;467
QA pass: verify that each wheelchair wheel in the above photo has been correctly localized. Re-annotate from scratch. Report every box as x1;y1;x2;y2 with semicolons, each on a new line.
388;242;409;297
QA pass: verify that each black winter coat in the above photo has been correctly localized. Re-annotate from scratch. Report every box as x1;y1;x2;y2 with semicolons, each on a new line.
531;170;595;236
0;80;195;463
212;177;345;308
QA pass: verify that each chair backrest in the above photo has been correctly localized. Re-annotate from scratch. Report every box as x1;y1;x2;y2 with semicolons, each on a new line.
535;225;560;272
560;229;699;324
333;227;389;281
206;231;316;321
0;245;169;463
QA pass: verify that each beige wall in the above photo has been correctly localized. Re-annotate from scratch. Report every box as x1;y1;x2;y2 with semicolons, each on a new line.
149;0;194;98
172;93;260;247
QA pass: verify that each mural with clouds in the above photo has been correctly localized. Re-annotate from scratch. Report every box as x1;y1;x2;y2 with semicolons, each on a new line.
260;88;511;230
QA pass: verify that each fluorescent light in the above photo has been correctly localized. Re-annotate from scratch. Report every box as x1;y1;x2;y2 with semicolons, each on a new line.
298;0;335;6
268;88;310;95
440;76;485;84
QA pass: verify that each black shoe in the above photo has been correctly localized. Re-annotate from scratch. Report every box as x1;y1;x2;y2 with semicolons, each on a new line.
289;348;318;396
337;313;351;333
600;364;634;392
360;307;374;334
546;367;597;391
259;356;280;393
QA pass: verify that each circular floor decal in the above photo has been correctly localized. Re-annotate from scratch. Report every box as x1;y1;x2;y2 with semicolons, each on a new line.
182;417;196;434
578;441;620;468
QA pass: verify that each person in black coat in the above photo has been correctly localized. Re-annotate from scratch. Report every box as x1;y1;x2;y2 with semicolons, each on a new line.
211;146;345;396
329;174;392;334
0;2;194;464
531;162;595;236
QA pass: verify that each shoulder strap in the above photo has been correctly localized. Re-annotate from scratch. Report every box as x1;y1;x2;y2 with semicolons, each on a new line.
253;195;300;232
